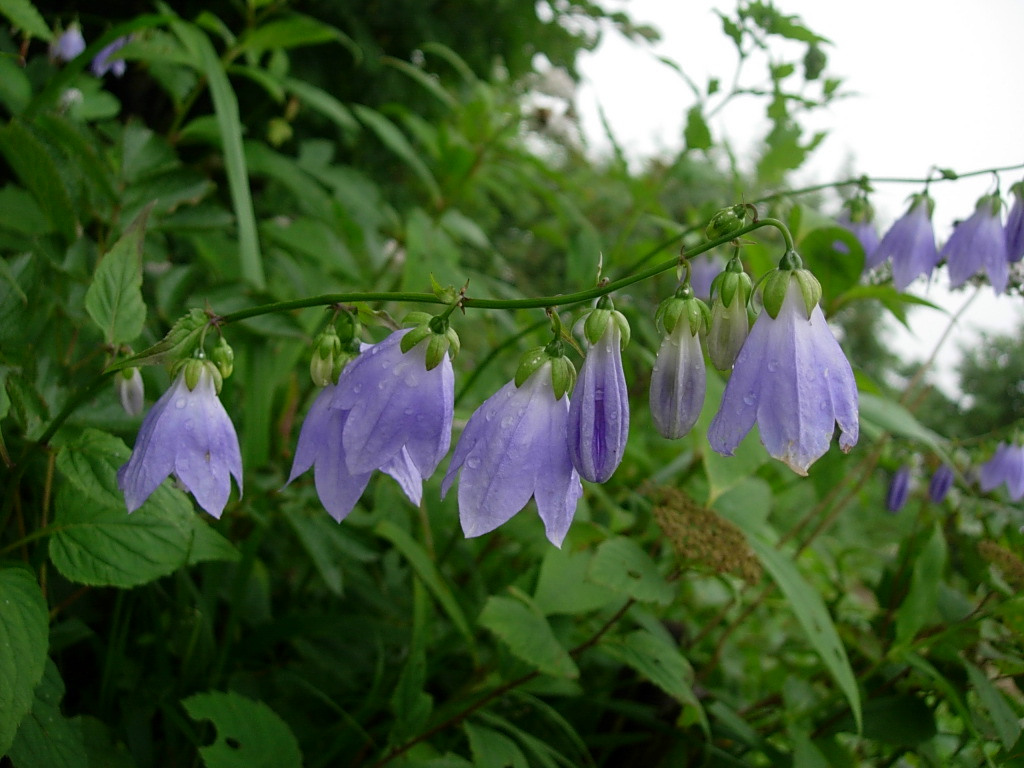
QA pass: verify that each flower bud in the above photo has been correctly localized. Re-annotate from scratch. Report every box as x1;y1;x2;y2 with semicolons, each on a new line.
928;464;955;503
516;341;577;400
705;204;750;241
886;466;911;513
310;326;343;387
211;336;234;380
183;358;222;394
116;367;145;417
707;257;752;370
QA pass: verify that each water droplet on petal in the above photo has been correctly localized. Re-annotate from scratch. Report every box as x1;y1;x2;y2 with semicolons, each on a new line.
184;419;194;432
175;398;187;409
378;381;386;390
403;407;415;416
742;392;757;406
466;456;481;469
767;360;779;372
404;374;419;387
353;383;362;394
500;415;515;429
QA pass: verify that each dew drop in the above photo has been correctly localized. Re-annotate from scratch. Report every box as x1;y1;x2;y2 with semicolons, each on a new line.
184;419;194;432
485;411;495;421
175;398;187;409
767;359;779;372
404;374;420;387
404;407;415;416
500;415;515;429
742;392;757;406
466;457;481;469
377;381;386;390
353;383;362;394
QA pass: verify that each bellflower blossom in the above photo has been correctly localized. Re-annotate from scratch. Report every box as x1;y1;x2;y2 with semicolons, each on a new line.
116;367;145;417
443;356;582;547
708;256;859;475
928;464;955;503
287;384;421;521
50;25;86;62
979;442;1024;501
650;285;709;439
944;195;1008;294
886;466;911;512
706;255;753;371
91;36;131;78
875;194;938;292
118;360;242;518
331;328;454;480
568;301;630;483
1005;182;1024;263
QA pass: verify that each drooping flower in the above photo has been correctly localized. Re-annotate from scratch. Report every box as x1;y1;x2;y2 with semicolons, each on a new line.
287;384;421;521
708;253;859;475
944;194;1008;294
650;284;709;439
875;194;938;292
443;350;582;547
1005;182;1024;263
928;464;955;503
91;36;131;78
50;25;86;63
568;299;630;483
116;367;145;417
979;442;1024;501
886;466;911;512
118;359;242;517
836;198;881;269
331;326;454;480
706;255;752;371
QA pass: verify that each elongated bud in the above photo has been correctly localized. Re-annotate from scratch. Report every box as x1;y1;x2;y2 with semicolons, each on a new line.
116;367;145;416
581;296;630;350
310;325;343;386
183;358;222;393
705;204;750;241
211;336;234;380
655;282;711;337
707;256;752;370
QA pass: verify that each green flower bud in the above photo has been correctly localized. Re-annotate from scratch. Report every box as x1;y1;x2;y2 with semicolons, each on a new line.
705;204;750;241
761;251;822;319
709;255;753;309
211;336;234;380
310;325;343;387
581;304;630;350
655;291;710;337
183;358;222;394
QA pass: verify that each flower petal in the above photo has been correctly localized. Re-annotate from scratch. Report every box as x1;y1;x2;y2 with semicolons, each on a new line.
118;374;188;512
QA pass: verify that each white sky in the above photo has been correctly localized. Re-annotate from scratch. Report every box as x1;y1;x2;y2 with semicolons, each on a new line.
576;0;1024;392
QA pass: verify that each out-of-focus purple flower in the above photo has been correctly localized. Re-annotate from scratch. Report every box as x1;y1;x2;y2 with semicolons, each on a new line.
116;367;145;417
51;25;86;63
1005;182;1024;263
836;199;881;269
91;36;131;78
688;255;722;303
331;328;453;480
443;359;582;547
944;195;1008;294
708;262;859;475
287;384;421;521
650;286;709;439
979;442;1024;501
118;360;242;518
928;464;955;503
568;303;630;483
875;194;938;292
886;466;911;512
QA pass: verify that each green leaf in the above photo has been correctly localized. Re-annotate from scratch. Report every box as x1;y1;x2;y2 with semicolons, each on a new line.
390;580;433;744
0;567;48;755
859;392;949;461
588;537;673;605
280;76;360;137
171;20;264;288
478;594;578;679
7;660;86;768
832;283;943;329
108;307;208;372
0;120;77;241
240;13;359;61
700;372;768;502
0;0;52;40
798;226;863;308
600;629;709;735
182;691;303;768
964;661;1020;751
684;105;712;151
533;548;618;615
352;105;441;206
84;204;150;345
51;429;231;587
746;536;862;732
894;523;947;647
464;722;530;768
382;55;457;108
404;206;460;291
0;54;32;115
374;520;474;651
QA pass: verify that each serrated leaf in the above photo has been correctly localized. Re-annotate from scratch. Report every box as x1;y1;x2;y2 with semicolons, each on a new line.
589;537;673;605
746;535;862;732
464;722;529;768
0;567;48;755
0;0;52;40
964;661;1020;751
533;548;618;615
85;205;151;345
107;307;208;372
894;524;947;648
182;691;303;768
478;594;578;679
7;659;87;768
0;120;76;241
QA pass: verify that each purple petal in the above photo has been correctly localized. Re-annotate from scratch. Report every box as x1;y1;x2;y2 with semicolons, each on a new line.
118;375;188;512
886;466;911;512
944;202;1008;294
877;201;938;292
650;316;706;439
1006;190;1024;263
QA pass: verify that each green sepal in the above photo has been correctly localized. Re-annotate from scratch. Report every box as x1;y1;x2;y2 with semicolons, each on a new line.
106;308;208;373
400;324;433;354
711;257;752;309
445;326;461;360
182;359;222;394
211;336;234;380
310;325;343;387
657;294;710;337
514;347;576;399
705;204;749;240
401;311;434;328
583;308;611;346
612;310;630;349
424;333;450;371
978;193;1002;217
429;274;459;304
908;192;935;218
793;269;822;317
760;269;791;319
515;347;548;388
549;355;576;401
1010;180;1024;200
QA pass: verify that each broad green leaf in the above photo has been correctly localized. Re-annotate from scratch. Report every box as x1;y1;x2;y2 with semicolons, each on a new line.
964;660;1020;750
893;523;947;648
7;660;86;768
832;284;942;329
600;629;709;735
790;727;830;768
684;105;712;150
0;55;31;115
182;691;303;768
533;548;618;615
283;507;345;595
84;205;150;345
352;105;441;205
51;429;234;587
464;722;529;768
0;0;51;40
589;537;673;605
0;120;77;241
0;567;48;755
475;710;576;768
382;55;457;108
478;594;578;679
905;653;992;758
798;226;863;307
240;13;359;60
374;520;475;650
280;76;360;137
746;536;862;732
107;307;208;372
859;392;950;462
404;206;461;291
171;20;264;288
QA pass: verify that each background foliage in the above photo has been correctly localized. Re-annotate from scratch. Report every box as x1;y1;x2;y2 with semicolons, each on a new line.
2;1;1023;766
